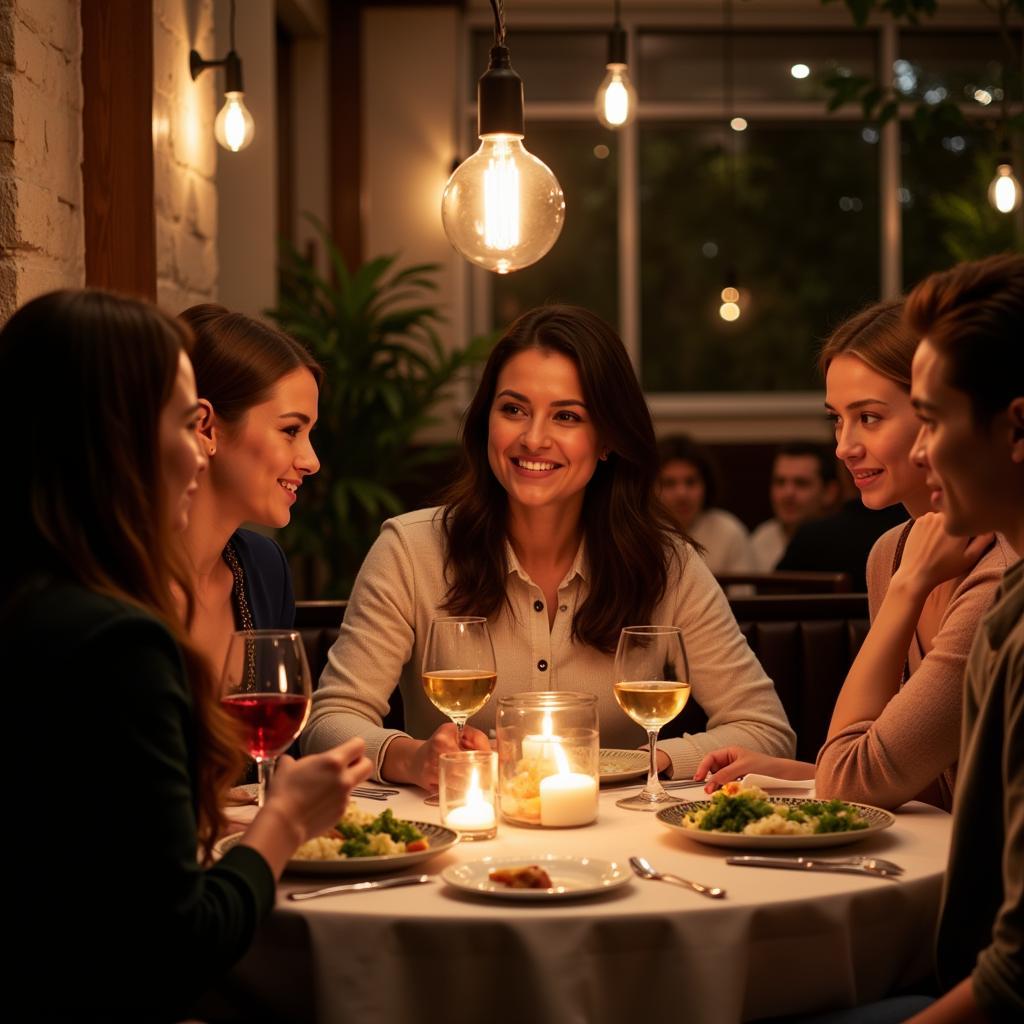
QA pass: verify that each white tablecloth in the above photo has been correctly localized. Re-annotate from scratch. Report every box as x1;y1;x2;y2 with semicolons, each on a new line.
223;785;950;1024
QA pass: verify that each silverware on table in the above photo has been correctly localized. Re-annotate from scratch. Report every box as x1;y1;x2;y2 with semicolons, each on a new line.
351;786;400;801
288;874;432;901
726;855;903;877
662;779;709;791
629;855;726;898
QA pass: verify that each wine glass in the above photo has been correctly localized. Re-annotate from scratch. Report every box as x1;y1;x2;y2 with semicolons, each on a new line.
220;629;313;807
421;616;497;804
612;625;691;811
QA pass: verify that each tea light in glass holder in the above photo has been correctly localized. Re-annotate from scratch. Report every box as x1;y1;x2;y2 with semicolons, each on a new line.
439;750;498;840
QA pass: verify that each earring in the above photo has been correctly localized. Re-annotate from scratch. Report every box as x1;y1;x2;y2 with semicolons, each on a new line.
208;447;216;456
599;450;609;461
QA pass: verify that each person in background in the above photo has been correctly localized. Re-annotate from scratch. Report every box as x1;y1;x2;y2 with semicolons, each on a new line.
904;253;1023;1024
177;304;321;677
657;434;754;575
4;289;371;1021
303;305;794;788
694;296;1012;812
750;442;841;571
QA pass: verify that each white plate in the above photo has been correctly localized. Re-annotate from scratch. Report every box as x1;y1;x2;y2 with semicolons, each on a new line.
599;748;649;784
216;820;459;876
442;854;632;901
657;797;896;850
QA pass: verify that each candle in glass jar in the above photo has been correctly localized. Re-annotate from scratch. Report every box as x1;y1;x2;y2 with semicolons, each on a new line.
446;801;497;830
521;711;562;763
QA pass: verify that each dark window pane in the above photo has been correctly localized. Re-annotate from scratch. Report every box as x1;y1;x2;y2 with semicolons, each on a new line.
901;123;1018;289
637;31;876;103
640;122;879;392
470;30;608;103
490;123;618;330
896;30;1022;106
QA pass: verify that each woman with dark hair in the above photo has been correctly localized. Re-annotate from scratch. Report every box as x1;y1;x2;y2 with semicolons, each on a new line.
303;304;794;788
177;304;322;674
4;290;370;1020
696;297;1012;810
656;434;754;575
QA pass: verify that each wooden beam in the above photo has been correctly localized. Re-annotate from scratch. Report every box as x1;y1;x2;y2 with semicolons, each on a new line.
81;0;156;299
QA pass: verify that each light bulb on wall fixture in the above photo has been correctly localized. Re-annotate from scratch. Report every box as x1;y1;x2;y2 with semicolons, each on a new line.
442;2;565;274
595;2;636;129
988;160;1023;214
189;1;254;153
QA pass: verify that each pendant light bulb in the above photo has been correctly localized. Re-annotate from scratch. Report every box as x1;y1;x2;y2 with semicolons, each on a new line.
596;64;636;129
214;91;255;152
719;274;742;322
988;162;1022;214
442;44;564;274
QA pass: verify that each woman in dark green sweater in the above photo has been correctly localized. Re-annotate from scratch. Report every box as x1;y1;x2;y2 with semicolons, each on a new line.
2;289;371;1021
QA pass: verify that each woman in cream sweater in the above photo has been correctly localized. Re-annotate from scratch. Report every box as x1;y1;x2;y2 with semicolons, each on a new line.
303;305;795;788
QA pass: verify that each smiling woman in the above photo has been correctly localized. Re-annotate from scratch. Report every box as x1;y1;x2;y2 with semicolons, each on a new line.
178;304;323;676
303;304;797;789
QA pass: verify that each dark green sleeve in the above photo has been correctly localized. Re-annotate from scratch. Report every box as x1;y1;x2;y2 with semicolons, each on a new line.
60;619;275;1018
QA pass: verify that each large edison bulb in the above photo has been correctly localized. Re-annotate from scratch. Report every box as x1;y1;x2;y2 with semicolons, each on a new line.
214;91;255;152
442;133;565;274
719;285;741;321
988;163;1023;214
595;64;637;129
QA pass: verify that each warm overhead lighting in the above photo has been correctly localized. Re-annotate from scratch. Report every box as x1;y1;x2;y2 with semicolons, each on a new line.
730;116;748;132
790;63;810;79
441;1;564;274
595;0;636;129
189;0;254;153
988;161;1023;214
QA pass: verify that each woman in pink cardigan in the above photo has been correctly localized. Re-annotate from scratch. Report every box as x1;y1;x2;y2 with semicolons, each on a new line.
697;298;1015;810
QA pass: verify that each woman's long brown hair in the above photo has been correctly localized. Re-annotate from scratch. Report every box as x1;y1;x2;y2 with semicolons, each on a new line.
1;289;242;859
441;304;688;653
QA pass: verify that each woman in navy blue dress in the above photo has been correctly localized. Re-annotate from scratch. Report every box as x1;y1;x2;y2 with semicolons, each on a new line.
177;305;321;675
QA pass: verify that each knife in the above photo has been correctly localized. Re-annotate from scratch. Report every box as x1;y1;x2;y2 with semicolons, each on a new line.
725;856;896;877
288;874;433;901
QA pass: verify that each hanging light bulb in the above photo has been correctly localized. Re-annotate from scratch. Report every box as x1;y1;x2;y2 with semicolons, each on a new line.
442;7;564;274
214;88;255;152
595;4;636;130
189;2;254;153
988;160;1023;214
718;272;742;322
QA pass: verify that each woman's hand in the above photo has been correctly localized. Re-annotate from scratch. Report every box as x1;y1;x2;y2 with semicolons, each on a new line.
694;747;814;794
893;512;994;598
383;723;491;790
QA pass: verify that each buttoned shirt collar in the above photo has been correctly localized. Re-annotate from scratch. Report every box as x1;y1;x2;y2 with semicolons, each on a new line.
505;536;588;588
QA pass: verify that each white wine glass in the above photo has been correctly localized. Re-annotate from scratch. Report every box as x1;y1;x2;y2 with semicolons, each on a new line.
421;616;497;804
612;625;691;811
220;630;312;807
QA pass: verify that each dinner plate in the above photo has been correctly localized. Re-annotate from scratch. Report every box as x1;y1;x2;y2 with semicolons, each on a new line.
442;854;632;901
599;748;649;784
657;797;896;849
216;820;459;876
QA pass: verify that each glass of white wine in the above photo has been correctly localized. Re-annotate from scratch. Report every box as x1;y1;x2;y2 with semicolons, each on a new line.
422;616;497;804
612;625;691;811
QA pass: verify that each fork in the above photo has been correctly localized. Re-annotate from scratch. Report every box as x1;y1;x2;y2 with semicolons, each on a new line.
352;786;400;801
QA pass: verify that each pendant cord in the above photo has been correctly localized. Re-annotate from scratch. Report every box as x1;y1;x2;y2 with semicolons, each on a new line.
723;0;738;280
489;0;506;47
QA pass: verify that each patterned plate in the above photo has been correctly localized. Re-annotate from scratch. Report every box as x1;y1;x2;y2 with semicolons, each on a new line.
599;748;649;784
657;797;896;849
442;855;632;901
216;820;459;875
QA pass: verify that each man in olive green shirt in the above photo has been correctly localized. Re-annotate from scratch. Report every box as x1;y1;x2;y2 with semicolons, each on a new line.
906;252;1024;1024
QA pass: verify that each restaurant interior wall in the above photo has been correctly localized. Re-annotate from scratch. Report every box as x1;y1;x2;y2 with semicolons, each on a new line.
0;0;85;321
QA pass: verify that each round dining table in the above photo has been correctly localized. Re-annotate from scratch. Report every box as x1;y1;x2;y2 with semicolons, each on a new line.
219;781;950;1024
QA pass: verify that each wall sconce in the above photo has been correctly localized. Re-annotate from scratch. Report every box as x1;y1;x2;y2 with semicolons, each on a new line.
189;0;254;153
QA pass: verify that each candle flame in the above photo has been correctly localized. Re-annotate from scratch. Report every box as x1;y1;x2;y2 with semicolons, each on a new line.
467;766;483;804
553;743;570;775
541;711;554;738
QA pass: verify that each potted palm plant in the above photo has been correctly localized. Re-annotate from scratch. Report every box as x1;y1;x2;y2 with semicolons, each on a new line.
267;221;493;597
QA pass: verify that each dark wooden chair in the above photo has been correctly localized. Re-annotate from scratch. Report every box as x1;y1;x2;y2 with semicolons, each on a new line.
715;571;853;595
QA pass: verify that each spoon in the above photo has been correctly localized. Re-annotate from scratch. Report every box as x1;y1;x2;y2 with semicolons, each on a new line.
629;856;725;899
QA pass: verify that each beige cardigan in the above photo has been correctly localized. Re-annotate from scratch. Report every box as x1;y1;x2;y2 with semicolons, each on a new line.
816;523;1015;810
302;507;795;781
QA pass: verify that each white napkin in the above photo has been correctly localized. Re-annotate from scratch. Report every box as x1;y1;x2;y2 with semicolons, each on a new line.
743;773;816;795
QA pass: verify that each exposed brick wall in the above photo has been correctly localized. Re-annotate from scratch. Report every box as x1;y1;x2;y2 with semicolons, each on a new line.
0;0;84;322
153;0;218;315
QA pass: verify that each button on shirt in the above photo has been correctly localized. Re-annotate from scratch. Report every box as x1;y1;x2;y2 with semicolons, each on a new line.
303;507;795;782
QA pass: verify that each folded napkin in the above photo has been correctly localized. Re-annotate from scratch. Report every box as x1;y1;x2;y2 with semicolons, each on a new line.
743;773;816;795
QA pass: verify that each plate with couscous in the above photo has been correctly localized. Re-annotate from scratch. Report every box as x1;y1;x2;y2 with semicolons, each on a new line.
217;804;459;875
657;782;895;850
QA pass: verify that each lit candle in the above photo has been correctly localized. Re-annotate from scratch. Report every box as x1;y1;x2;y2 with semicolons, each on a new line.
521;711;562;762
445;766;497;831
538;745;598;827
